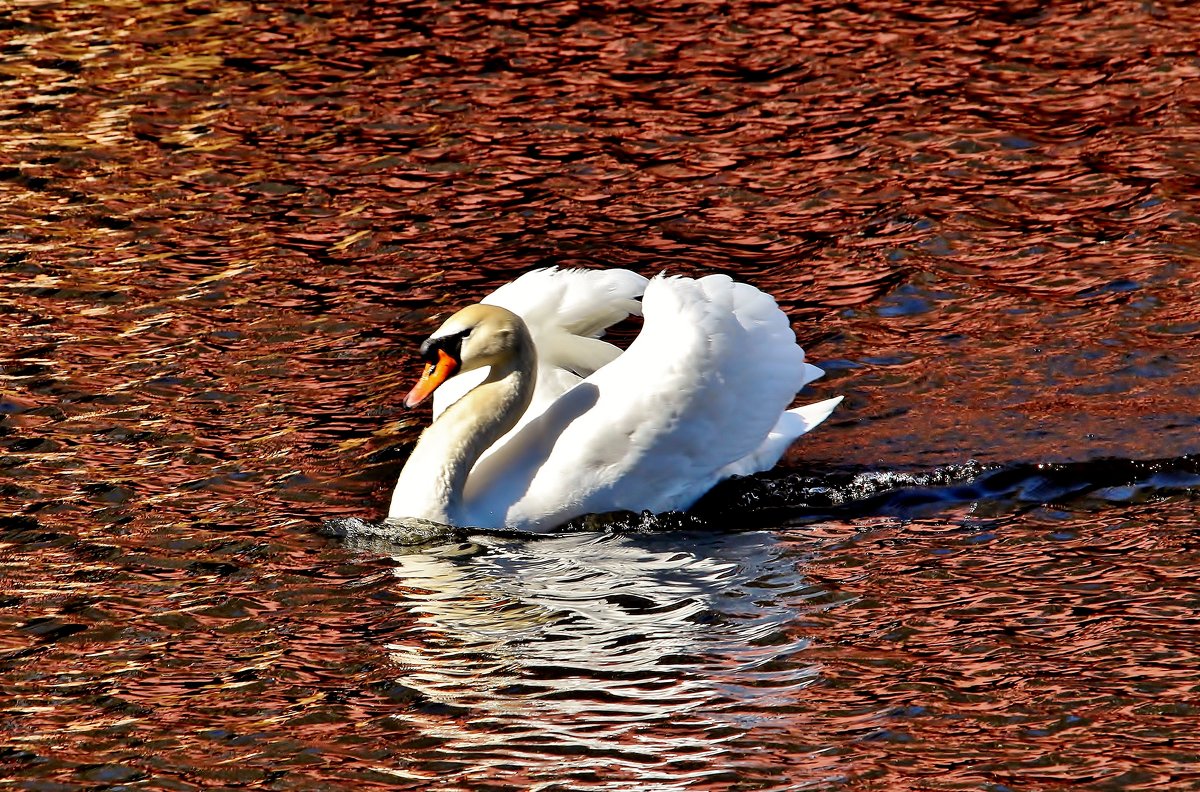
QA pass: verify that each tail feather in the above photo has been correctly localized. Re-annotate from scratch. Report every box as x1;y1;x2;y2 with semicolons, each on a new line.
717;396;844;478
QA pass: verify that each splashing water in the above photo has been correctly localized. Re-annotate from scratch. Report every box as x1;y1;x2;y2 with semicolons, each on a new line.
330;454;1200;545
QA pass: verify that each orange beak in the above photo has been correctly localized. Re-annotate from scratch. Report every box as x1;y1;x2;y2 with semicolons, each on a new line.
404;349;459;408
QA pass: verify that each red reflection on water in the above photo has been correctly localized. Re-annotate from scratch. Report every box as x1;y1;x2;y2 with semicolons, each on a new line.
1;0;1199;789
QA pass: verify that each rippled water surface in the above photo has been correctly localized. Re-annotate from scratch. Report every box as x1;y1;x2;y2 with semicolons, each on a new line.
3;1;1200;789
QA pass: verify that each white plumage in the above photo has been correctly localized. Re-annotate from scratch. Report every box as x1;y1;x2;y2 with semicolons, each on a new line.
389;268;841;531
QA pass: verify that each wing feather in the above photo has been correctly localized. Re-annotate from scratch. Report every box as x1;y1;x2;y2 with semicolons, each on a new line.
464;274;827;530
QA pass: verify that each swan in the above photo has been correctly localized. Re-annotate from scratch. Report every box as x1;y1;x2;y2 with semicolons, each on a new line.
388;268;842;531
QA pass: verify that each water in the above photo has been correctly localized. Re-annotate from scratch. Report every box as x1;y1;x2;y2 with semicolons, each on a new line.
3;0;1200;789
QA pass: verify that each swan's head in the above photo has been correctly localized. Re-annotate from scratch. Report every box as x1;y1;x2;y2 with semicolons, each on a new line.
404;304;526;408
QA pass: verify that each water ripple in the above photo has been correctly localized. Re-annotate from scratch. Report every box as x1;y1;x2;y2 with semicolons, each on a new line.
3;0;1200;788
374;530;834;788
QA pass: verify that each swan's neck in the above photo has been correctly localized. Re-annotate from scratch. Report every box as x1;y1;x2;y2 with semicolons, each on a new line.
388;337;535;525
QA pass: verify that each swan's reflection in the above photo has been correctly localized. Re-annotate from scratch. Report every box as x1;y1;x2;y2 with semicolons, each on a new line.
377;529;836;787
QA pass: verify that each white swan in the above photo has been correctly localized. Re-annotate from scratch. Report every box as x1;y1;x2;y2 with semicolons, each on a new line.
388;268;842;531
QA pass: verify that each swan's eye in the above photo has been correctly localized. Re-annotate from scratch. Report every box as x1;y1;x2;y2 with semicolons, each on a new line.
420;328;471;363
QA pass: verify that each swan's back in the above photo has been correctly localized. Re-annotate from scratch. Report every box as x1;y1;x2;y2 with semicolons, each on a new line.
463;274;822;530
